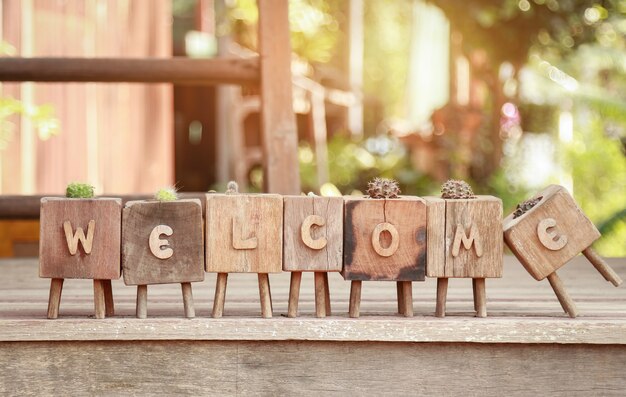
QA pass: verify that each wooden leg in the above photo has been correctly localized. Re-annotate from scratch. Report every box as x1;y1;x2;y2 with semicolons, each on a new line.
47;278;64;319
267;274;273;313
400;281;413;317
396;281;405;315
212;273;228;318
349;280;362;318
583;247;623;287
472;278;478;311
258;273;272;318
323;272;331;316
103;280;114;317
547;272;578;318
474;278;487;318
93;280;106;319
181;282;195;318
287;272;302;318
136;285;148;319
435;278;448;318
314;272;326;318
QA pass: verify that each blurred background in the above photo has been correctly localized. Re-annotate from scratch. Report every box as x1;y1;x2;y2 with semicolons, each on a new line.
0;0;624;256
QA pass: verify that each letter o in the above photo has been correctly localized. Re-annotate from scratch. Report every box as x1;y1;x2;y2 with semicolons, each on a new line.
371;222;399;257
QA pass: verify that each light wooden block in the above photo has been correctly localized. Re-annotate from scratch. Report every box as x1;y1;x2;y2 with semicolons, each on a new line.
342;196;427;281
283;195;343;272
206;194;283;273
503;184;600;281
39;198;121;280
425;196;503;278
122;199;204;285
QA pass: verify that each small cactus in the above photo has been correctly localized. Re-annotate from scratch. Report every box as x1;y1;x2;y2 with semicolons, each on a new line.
225;181;239;194
155;187;178;202
367;178;401;199
441;179;476;199
513;196;542;219
66;182;95;199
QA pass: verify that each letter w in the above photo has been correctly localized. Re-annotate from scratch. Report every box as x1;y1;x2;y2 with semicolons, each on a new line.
63;220;95;255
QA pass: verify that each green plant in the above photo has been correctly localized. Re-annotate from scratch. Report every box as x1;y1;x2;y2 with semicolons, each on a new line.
66;182;95;199
154;187;178;202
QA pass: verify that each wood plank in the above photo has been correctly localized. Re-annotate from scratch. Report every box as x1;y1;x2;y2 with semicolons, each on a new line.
283;196;343;272
257;0;301;194
0;57;259;85
122;199;204;285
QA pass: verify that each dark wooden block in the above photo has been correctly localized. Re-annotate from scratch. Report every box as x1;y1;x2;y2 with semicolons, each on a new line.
39;198;121;280
122;199;204;285
342;196;427;281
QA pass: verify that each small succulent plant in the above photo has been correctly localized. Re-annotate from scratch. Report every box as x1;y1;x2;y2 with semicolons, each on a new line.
225;181;239;194
367;178;401;199
513;196;542;219
66;182;95;199
441;179;476;199
154;187;178;202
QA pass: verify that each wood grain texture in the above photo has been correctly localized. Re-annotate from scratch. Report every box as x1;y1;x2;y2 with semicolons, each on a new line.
212;273;228;318
287;271;302;318
0;341;625;396
503;185;601;281
474;278;487;317
342;196;427;281
425;196;503;278
93;280;105;319
206;194;283;273
46;278;63;319
283;196;343;272
257;0;300;194
39;198;121;280
547;272;578;318
583;247;623;287
122;199;204;285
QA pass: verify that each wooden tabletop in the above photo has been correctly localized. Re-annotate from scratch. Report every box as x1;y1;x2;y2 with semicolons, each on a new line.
1;256;624;344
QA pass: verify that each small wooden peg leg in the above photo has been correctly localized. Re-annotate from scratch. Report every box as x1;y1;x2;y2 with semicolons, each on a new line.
212;273;228;318
136;285;148;319
47;278;64;319
103;280;114;317
93;280;106;319
323;273;331;316
472;278;478;311
349;280;362;318
547;272;578;318
435;278;448;318
314;272;326;318
400;281;413;317
258;273;272;318
181;282;195;318
474;278;487;318
583;247;623;287
396;281;405;315
267;274;273;312
287;272;302;318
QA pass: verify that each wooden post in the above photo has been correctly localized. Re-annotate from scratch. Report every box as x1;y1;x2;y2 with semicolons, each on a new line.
46;278;64;319
323;273;331;316
474;278;487;318
103;279;114;317
257;0;300;194
212;273;228;318
583;247;623;287
181;282;195;318
396;282;404;315
258;273;272;318
349;280;362;318
136;285;148;319
287;271;302;318
547;272;578;318
472;278;478;311
399;281;413;317
93;280;106;319
314;272;326;318
435;278;448;318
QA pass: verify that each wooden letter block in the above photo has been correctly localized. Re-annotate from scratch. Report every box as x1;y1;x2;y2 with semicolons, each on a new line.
122;199;204;285
503;184;600;281
342;196;427;281
206;194;283;273
39;198;121;280
426;196;503;278
283;195;343;272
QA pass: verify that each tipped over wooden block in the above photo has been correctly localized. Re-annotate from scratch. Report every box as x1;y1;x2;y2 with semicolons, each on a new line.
503;184;622;318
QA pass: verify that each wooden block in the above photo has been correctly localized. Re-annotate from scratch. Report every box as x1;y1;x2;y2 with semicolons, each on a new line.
503;185;600;281
39;198;121;280
283;195;343;272
342;196;427;281
425;196;503;278
206;194;283;273
122;199;204;285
